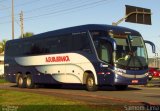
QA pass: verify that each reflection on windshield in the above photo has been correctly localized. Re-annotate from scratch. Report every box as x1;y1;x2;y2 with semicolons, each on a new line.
114;36;147;69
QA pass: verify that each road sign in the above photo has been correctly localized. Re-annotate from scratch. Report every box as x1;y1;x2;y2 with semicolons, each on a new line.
125;5;151;25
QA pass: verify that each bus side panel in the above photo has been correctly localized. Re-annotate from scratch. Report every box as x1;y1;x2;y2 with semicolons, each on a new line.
4;55;62;84
5;53;98;85
93;63;115;86
5;64;63;84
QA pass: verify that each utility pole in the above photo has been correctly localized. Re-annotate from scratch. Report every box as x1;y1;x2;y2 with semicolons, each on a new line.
155;53;158;67
12;0;14;39
20;11;24;38
155;53;156;67
157;53;159;68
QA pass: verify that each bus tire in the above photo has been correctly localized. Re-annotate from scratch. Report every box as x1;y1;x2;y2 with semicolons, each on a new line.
115;85;128;90
86;74;97;91
26;74;35;89
16;73;20;85
17;75;26;88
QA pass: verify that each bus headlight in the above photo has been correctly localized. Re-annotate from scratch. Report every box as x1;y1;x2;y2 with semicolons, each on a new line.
145;73;149;76
115;71;123;75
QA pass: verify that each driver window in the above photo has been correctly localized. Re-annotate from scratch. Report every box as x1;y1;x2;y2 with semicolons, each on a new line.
100;44;109;62
97;41;112;63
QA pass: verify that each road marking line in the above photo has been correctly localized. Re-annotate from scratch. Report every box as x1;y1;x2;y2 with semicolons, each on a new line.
130;86;160;90
134;92;160;96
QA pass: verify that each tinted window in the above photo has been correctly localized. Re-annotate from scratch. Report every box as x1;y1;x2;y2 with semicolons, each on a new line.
45;37;59;54
6;43;23;56
6;32;92;56
58;35;72;53
72;32;92;53
96;40;112;63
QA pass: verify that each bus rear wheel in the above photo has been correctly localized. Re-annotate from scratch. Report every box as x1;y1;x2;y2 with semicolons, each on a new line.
115;85;128;90
17;75;26;88
86;74;97;91
26;75;35;89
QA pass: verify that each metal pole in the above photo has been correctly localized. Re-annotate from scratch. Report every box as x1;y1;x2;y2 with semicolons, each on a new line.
157;53;159;68
112;11;151;26
155;53;157;67
20;11;24;38
12;0;14;39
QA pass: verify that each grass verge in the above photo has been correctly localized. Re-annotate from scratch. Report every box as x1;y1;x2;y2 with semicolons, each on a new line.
0;78;8;84
0;90;117;111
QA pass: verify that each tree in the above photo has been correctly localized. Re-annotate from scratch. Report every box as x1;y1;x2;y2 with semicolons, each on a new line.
20;32;34;38
0;42;3;54
0;39;7;54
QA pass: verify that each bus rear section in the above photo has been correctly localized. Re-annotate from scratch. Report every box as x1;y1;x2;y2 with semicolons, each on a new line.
4;28;99;91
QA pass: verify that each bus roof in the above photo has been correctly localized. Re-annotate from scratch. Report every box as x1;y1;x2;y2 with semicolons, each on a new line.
7;24;141;43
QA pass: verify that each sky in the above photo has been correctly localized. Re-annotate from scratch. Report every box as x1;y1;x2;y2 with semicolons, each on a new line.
0;0;160;57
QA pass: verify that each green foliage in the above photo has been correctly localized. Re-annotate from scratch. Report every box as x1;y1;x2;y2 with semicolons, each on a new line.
0;78;7;83
20;32;34;38
0;42;3;53
0;39;7;53
0;90;115;111
0;90;77;105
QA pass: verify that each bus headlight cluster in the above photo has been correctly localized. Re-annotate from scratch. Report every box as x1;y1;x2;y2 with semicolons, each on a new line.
145;73;149;76
115;70;123;75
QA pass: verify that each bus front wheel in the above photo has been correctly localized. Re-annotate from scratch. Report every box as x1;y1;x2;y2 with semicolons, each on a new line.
86;74;97;91
17;75;26;88
26;75;35;89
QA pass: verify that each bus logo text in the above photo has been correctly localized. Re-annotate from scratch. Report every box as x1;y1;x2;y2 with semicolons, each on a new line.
46;56;70;62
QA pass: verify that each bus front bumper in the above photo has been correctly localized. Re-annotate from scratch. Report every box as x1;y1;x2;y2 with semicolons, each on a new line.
114;74;148;85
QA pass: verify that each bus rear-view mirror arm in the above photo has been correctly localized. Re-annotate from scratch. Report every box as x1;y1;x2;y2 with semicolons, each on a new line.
144;40;156;53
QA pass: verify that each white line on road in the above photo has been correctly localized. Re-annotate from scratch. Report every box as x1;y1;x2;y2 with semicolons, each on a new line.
134;92;160;96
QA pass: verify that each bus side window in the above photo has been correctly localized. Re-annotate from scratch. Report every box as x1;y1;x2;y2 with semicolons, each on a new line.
72;33;92;53
96;40;113;63
46;37;59;54
22;42;31;55
8;43;20;56
58;35;72;53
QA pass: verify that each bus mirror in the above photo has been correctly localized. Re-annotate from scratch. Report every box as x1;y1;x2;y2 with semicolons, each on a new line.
144;40;155;53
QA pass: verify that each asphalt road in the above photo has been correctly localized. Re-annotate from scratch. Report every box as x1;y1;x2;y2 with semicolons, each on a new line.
0;83;159;106
149;78;160;86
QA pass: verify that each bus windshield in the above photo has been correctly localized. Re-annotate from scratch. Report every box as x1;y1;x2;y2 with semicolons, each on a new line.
90;30;148;69
113;35;148;69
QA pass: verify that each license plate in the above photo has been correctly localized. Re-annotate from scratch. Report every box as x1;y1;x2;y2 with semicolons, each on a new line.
132;80;138;83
